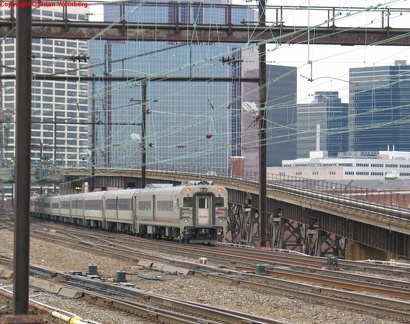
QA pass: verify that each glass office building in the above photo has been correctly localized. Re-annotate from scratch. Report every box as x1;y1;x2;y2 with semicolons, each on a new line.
265;65;298;167
349;60;410;152
88;0;257;174
297;91;348;158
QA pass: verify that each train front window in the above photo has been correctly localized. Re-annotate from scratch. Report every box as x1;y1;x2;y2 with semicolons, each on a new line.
183;197;193;207
198;197;208;208
215;197;224;207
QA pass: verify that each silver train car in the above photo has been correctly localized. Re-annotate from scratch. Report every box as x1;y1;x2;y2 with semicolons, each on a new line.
30;183;228;244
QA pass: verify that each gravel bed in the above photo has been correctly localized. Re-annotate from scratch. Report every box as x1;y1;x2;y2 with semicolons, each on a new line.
0;229;405;324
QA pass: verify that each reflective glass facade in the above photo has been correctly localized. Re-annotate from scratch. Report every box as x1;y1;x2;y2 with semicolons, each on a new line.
349;62;410;152
89;1;257;174
266;65;298;166
297;91;348;158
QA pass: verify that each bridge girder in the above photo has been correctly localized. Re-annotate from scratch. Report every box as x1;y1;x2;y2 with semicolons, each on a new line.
0;21;410;46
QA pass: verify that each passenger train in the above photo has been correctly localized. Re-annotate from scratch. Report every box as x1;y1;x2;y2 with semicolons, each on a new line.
30;182;228;244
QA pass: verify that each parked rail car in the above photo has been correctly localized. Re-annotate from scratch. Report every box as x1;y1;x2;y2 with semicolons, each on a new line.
30;184;228;244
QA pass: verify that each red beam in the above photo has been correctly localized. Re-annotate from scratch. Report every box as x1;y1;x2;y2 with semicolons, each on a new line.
0;21;410;45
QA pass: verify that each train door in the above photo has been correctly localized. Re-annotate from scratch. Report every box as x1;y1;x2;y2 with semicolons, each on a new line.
132;195;137;233
195;194;213;226
152;195;156;222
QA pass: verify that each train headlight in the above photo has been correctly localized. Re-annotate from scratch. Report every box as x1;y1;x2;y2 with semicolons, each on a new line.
219;219;223;223
217;188;222;193
184;219;188;223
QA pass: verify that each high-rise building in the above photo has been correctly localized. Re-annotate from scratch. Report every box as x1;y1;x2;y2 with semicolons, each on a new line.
349;60;410;152
241;64;298;173
241;66;259;175
265;64;298;167
88;0;257;175
0;6;89;197
297;91;348;158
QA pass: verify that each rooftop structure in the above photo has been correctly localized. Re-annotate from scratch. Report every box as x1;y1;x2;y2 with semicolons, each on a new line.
267;149;410;180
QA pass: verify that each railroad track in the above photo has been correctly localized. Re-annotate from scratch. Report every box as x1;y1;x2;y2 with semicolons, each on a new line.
34;220;410;282
0;260;284;324
3;216;410;322
21;223;410;321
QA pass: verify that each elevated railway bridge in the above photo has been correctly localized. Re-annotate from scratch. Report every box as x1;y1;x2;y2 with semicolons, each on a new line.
15;167;408;261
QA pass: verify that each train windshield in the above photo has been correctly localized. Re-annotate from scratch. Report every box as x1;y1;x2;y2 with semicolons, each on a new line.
215;197;224;207
183;197;193;207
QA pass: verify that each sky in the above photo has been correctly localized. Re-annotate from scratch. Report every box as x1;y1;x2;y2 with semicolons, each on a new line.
240;0;410;103
90;0;410;103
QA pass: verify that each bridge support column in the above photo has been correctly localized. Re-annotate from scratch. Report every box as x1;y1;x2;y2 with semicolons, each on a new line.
316;231;346;257
346;242;398;261
276;218;306;252
305;228;317;256
227;203;257;246
277;217;286;249
316;230;326;257
269;215;281;248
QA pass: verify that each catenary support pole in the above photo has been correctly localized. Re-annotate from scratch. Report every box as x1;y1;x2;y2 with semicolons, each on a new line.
14;0;32;314
141;81;147;188
0;0;44;322
258;0;267;247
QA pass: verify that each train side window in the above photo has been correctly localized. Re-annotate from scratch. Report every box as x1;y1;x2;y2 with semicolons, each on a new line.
183;197;192;207
138;200;151;211
118;199;131;210
215;197;224;207
106;199;117;210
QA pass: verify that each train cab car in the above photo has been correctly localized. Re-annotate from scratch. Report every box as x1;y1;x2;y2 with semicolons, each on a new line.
134;183;228;244
177;184;228;243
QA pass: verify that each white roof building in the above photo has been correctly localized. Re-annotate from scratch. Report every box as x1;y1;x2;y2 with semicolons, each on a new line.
267;149;410;180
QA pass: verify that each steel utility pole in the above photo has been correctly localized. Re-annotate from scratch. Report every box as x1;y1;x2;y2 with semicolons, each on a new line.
0;0;44;322
258;0;268;247
141;81;147;188
91;77;96;192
